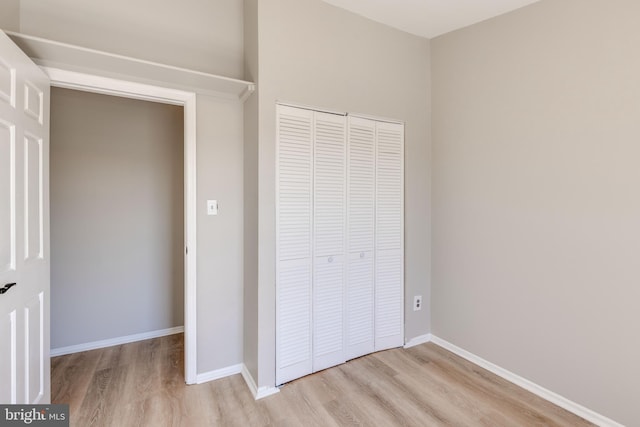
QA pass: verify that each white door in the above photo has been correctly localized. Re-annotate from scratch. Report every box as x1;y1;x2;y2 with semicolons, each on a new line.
0;31;51;404
345;116;376;360
374;121;404;351
312;111;346;372
276;105;314;385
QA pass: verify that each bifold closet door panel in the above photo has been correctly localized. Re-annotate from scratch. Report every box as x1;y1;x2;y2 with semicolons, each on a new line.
276;105;314;385
346;116;375;360
374;121;404;352
312;111;347;372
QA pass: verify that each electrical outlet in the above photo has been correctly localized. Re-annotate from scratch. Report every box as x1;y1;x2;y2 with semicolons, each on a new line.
413;295;422;311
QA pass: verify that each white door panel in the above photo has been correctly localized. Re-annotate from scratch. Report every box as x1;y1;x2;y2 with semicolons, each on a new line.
346;116;376;360
345;250;374;359
276;105;314;385
0;120;14;274
374;121;404;351
312;254;344;371
312;112;346;372
0;30;50;404
374;249;403;351
276;259;312;384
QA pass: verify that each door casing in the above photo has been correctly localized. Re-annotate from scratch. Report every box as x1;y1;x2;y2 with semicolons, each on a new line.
44;66;198;384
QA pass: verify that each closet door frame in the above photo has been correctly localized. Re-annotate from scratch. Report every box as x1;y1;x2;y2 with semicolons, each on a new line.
276;103;405;385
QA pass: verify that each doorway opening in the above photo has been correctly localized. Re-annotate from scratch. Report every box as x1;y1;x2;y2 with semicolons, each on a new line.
50;86;185;365
42;67;196;384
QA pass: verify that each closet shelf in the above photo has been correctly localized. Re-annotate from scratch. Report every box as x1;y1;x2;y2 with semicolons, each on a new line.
7;31;255;101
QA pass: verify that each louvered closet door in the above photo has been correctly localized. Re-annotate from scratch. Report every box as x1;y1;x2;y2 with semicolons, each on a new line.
312;111;347;372
276;105;314;385
375;121;404;351
345;116;375;360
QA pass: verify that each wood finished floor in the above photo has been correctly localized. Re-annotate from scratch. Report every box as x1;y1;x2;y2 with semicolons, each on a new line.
52;334;594;427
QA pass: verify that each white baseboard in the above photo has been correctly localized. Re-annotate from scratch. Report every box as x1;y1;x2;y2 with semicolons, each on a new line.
50;326;184;357
241;364;280;400
404;333;432;348
429;336;623;427
196;363;243;384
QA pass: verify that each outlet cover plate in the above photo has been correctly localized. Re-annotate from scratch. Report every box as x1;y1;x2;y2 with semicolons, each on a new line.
413;295;422;311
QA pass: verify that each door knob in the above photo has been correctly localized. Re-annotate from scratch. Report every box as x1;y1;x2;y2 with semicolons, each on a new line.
0;283;16;295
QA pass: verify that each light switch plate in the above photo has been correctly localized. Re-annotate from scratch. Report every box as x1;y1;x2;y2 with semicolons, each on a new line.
207;200;218;215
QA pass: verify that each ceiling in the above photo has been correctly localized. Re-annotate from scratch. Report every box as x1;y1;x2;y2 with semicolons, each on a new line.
321;0;541;39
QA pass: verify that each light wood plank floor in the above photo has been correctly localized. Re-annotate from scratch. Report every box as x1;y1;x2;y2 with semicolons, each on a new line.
52;334;594;426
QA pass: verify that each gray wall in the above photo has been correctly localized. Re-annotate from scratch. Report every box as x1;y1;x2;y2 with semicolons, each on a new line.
242;0;260;381
254;0;431;388
0;0;19;31
50;88;183;348
19;0;244;79
195;96;245;373
18;1;247;374
431;1;640;425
